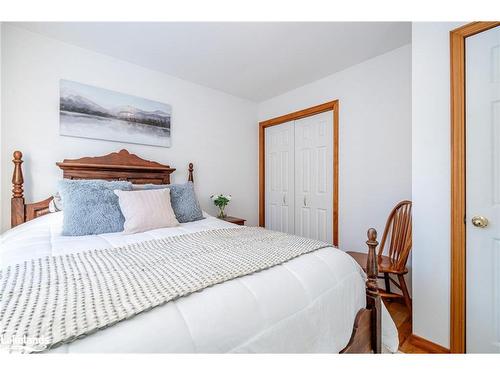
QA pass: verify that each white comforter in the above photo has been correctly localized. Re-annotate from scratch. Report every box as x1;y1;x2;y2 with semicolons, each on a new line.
0;213;398;353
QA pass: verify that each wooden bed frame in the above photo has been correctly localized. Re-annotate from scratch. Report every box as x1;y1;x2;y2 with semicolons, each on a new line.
10;149;381;353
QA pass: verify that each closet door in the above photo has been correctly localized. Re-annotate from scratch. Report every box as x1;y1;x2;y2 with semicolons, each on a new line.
265;122;295;234
294;111;333;243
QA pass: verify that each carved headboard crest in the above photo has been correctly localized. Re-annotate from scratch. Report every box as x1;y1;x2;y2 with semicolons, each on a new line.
56;149;176;184
57;149;171;170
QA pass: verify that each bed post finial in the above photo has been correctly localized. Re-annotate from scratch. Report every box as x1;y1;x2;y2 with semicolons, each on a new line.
188;163;194;183
11;151;26;228
12;151;24;198
366;228;381;353
366;228;378;292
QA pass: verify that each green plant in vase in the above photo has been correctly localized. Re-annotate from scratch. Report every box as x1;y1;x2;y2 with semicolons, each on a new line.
211;194;232;218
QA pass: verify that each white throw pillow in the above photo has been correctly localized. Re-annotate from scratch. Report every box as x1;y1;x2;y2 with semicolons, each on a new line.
114;188;179;234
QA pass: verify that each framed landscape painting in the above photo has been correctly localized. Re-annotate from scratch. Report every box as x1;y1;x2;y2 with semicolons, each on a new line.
59;80;171;147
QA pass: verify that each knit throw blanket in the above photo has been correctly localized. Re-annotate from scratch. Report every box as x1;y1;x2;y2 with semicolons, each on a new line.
0;227;329;353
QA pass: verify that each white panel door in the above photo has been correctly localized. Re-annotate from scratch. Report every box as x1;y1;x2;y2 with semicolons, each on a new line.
466;25;500;353
294;111;333;243
265;122;295;234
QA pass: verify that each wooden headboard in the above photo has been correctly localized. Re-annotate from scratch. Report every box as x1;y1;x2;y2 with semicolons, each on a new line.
11;149;194;228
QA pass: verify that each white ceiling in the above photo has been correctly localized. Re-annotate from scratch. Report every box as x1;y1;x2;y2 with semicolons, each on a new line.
15;22;411;102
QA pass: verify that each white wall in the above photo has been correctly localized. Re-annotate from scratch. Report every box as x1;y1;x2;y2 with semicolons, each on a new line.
258;45;412;258
411;22;465;349
0;25;258;231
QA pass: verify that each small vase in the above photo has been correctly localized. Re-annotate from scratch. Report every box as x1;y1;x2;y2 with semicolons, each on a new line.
218;205;226;219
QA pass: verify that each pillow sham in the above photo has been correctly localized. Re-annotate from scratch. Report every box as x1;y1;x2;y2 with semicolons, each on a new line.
132;182;204;223
132;183;168;190
58;179;132;236
114;188;179;234
48;191;64;213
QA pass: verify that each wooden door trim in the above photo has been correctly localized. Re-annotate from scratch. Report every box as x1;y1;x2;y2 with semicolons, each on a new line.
258;100;339;246
450;21;500;354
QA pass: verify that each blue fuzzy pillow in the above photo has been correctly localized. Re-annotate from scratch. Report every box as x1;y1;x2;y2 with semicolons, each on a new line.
58;179;132;236
134;182;204;223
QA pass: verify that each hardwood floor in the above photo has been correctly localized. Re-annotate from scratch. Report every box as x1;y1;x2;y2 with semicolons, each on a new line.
384;299;428;353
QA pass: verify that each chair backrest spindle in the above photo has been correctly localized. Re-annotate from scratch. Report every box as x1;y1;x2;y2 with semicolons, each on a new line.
377;200;412;272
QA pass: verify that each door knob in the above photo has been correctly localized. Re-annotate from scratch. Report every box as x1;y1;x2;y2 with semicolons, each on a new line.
471;216;489;228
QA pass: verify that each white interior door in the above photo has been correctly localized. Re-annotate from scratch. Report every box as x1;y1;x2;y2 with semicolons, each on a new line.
466;25;500;353
265;122;295;234
294;111;333;243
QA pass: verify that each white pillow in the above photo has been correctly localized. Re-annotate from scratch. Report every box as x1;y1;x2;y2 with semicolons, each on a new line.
114;188;179;234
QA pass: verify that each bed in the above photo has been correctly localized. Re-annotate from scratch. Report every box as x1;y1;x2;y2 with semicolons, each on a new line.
2;149;398;353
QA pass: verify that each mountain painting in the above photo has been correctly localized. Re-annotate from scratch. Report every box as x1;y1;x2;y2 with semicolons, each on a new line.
59;80;171;147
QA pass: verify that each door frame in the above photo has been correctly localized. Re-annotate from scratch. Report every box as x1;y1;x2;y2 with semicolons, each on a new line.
259;100;339;246
450;21;500;353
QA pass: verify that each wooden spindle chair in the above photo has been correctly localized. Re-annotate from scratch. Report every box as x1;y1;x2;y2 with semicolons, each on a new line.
347;200;413;313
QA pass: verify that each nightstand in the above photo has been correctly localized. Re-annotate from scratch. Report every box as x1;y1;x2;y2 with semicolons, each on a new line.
220;216;246;226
